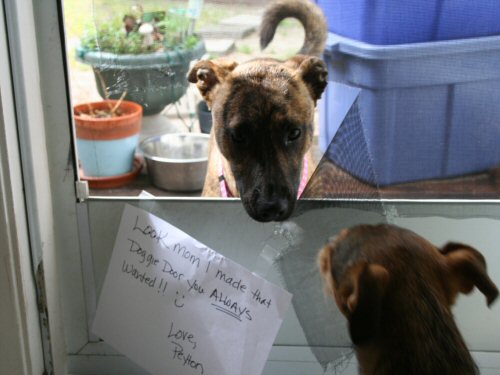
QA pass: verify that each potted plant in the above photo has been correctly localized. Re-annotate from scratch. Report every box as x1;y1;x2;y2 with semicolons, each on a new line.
76;4;205;115
74;95;143;186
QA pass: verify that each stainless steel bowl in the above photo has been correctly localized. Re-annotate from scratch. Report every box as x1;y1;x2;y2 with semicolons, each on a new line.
140;133;210;192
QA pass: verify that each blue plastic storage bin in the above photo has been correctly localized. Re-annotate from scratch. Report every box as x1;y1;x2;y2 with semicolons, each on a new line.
320;33;500;186
316;0;500;45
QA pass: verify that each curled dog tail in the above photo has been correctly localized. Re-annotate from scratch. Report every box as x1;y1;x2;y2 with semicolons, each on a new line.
260;0;327;57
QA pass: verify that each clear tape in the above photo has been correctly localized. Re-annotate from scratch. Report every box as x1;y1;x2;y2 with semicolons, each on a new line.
138;190;155;198
253;244;281;279
323;350;355;375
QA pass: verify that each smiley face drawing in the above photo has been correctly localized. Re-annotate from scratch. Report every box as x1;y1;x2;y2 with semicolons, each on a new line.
174;291;185;308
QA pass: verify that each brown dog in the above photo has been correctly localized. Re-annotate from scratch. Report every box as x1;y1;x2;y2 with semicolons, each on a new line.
318;224;499;375
187;0;328;222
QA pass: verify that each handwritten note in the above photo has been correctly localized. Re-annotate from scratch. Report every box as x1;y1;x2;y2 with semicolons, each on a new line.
92;204;292;375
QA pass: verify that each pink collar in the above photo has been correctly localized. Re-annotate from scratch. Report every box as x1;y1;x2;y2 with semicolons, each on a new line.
218;155;309;199
218;155;234;198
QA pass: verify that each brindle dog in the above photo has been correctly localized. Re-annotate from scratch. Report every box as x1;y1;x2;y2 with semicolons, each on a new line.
319;224;499;375
188;0;327;222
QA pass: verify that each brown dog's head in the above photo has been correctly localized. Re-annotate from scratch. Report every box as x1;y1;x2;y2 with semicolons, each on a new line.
318;224;499;347
188;56;327;222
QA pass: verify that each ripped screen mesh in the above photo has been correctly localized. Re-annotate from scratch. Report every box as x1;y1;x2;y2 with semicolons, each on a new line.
274;98;388;372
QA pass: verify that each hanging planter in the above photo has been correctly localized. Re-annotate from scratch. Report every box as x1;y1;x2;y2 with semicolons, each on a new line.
76;41;205;115
76;8;206;115
74;99;143;180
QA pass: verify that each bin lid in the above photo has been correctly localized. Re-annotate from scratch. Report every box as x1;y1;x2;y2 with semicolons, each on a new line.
325;33;500;60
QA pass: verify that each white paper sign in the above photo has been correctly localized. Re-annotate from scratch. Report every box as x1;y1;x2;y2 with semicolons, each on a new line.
93;204;292;375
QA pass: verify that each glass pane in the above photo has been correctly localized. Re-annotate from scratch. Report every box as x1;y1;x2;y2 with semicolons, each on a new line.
64;0;320;199
63;0;500;204
80;199;500;373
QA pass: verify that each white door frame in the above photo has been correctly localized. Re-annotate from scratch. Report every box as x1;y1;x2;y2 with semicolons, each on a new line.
1;0;86;373
0;0;44;373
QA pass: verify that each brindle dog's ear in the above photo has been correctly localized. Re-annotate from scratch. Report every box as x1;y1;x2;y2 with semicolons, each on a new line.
187;59;238;107
337;262;390;345
441;242;499;307
290;55;328;103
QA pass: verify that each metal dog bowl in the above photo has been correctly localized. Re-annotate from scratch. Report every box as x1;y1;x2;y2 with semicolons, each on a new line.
140;133;210;192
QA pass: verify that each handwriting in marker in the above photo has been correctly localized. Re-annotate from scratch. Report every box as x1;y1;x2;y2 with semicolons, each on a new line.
171;341;204;374
209;289;252;321
133;215;168;247
251;289;272;309
127;239;160;268
121;260;157;288
93;205;292;375
157;278;168;295
168;322;197;350
214;269;247;293
210;303;242;322
186;279;205;295
162;259;185;281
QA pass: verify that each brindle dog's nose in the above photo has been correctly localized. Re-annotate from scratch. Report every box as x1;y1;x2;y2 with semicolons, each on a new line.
253;185;290;222
257;200;288;222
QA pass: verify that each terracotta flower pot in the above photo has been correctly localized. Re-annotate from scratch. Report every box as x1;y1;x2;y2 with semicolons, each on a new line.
74;100;143;177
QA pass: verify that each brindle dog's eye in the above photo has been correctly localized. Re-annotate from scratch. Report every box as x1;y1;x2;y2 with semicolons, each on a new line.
231;131;245;143
288;128;301;141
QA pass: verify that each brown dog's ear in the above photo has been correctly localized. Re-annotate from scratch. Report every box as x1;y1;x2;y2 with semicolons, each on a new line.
441;243;499;307
337;262;390;345
289;55;328;103
187;59;238;107
318;244;334;296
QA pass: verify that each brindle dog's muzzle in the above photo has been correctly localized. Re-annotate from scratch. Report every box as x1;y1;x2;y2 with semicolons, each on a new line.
244;182;295;222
